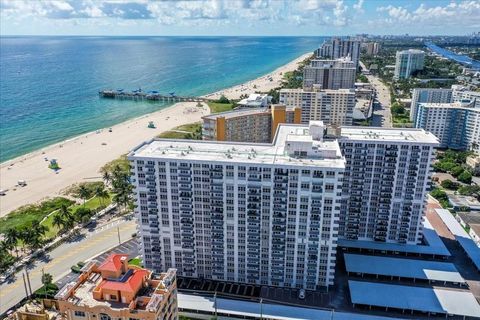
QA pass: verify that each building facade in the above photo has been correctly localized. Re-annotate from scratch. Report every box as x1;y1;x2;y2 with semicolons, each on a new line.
316;37;361;67
394;49;425;79
202;105;301;143
366;42;380;56
338;127;438;244
303;58;356;90
55;254;178;320
415;102;480;152
129;122;345;289
410;88;453;121
279;87;355;126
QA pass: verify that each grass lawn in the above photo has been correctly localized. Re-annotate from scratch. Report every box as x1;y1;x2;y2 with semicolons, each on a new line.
69;193;113;213
128;257;142;267
41;194;113;240
0;197;74;234
158;122;202;140
207;102;234;113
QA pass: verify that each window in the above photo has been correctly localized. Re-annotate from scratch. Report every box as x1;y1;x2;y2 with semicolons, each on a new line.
74;311;86;317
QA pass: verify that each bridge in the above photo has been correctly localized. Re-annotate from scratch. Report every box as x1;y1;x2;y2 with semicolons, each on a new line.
99;89;210;103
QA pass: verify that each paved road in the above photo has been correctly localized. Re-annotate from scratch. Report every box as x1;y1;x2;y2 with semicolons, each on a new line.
359;61;392;128
0;217;137;315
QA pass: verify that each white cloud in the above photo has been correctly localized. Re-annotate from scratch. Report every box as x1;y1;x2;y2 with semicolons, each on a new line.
376;1;480;28
353;0;364;13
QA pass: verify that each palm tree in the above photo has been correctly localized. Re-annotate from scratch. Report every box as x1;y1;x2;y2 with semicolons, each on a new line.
52;213;65;233
27;221;48;250
78;185;90;207
4;228;20;257
94;185;109;209
102;170;111;186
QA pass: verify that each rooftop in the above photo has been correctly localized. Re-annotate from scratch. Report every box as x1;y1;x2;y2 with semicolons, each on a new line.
349;280;480;317
55;254;177;312
344;254;465;284
129;123;345;169
339;126;439;145
435;208;480;271
202;107;270;120
419;101;478;110
338;217;451;257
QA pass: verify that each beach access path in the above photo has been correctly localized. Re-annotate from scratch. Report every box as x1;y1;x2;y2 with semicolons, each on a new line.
0;52;312;216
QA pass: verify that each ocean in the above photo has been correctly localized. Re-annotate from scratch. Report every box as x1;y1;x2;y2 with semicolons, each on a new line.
0;36;324;162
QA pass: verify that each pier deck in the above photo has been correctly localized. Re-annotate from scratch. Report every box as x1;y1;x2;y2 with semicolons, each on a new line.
99;89;210;103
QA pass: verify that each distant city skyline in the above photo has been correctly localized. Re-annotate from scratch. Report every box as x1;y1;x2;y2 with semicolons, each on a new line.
1;0;479;36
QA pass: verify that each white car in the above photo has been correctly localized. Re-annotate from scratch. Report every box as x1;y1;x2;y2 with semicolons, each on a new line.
298;289;306;300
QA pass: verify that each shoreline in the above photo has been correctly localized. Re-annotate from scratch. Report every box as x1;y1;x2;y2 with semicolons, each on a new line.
0;51;312;216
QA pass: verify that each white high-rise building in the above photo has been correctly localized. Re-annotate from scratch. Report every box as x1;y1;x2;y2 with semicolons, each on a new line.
415;102;480;153
410;88;453;121
338;127;439;244
303;58;356;90
394;49;425;79
129;122;345;289
316;37;361;67
279;87;355;126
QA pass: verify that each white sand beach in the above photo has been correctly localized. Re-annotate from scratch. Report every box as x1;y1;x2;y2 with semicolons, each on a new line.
203;52;312;100
0;52;312;216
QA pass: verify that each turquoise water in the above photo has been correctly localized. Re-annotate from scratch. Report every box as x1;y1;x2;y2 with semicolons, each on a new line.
0;36;324;162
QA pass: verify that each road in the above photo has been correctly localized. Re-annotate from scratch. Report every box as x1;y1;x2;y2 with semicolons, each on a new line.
0;217;137;315
359;61;392;128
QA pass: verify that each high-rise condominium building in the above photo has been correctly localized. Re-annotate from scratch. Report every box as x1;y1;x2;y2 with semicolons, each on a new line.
279;87;355;126
303;58;356;90
411;85;480;121
366;42;380;56
316;37;361;67
394;49;425;79
338;128;439;244
202;105;301;143
54;254;178;320
410;88;453;121
415;102;480;153
129;122;345;289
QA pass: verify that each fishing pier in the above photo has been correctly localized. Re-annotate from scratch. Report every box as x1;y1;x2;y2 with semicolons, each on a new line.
99;89;209;103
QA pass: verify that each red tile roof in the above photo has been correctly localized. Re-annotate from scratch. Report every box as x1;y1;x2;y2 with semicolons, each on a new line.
98;254;128;273
99;269;150;293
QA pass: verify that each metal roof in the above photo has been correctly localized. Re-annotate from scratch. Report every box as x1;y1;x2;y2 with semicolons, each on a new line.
344;254;465;284
349;281;480;317
338;217;451;257
178;293;406;320
435;208;480;271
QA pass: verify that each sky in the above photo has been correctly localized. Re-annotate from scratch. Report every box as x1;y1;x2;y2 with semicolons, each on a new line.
0;0;479;36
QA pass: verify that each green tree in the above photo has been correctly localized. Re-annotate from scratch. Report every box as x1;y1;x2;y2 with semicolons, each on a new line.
94;185;109;209
41;272;53;286
52;212;65;233
4;228;20;257
78;185;90;207
217;95;230;104
458;171;472;184
441;179;458;190
74;207;92;223
451;165;464;177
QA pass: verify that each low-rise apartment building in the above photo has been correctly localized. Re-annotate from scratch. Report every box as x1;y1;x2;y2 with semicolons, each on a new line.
54;254;177;320
202;105;301;143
